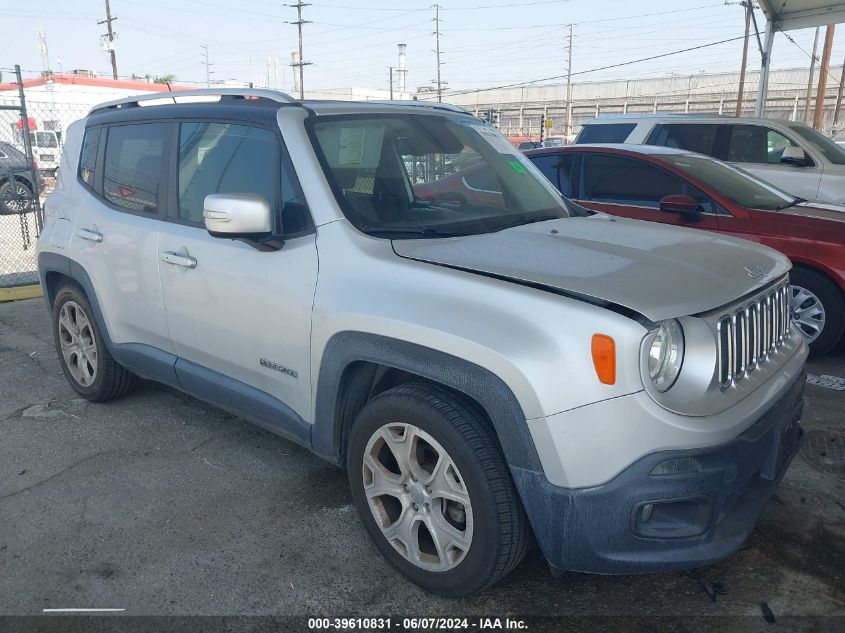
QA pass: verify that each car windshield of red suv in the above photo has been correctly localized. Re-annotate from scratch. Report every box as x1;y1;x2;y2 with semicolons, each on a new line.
662;153;799;211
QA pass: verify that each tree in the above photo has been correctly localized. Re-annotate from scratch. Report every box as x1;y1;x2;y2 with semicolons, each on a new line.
153;74;176;84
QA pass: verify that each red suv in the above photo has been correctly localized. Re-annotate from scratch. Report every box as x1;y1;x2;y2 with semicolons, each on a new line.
526;144;845;355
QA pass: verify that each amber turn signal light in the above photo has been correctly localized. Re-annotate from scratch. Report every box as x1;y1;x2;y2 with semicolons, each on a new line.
591;334;616;385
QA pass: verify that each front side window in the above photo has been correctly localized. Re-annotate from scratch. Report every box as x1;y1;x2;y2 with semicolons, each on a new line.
661;153;796;211
78;127;101;188
647;124;719;156
790;123;845;164
584;153;714;212
178;123;277;225
103;123;166;213
576;123;636;144
311;115;569;238
727;125;799;164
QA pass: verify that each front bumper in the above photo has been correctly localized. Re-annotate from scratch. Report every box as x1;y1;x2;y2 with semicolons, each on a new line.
511;370;805;574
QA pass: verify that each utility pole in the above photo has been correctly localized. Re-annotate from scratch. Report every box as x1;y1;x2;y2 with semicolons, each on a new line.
287;2;312;99
200;44;213;87
804;27;820;124
389;66;394;100
433;3;443;102
565;24;573;138
833;55;845;130
98;0;118;80
735;1;751;116
813;24;836;130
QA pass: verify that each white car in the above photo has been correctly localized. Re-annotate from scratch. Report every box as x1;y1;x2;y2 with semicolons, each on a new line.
575;115;845;204
37;89;807;596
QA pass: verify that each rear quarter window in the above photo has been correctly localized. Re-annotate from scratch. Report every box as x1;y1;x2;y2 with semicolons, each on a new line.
575;123;636;144
78;128;101;189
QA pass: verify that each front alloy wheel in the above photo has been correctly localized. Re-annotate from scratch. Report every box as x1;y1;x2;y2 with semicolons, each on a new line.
363;422;473;572
348;383;530;597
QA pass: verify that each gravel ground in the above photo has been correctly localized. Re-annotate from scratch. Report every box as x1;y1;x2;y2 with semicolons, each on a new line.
0;297;843;631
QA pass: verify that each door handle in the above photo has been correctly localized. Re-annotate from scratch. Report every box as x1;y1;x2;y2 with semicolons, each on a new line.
77;228;103;243
160;251;197;269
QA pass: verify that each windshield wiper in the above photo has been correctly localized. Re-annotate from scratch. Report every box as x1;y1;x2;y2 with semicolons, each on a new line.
360;225;465;238
491;212;562;233
775;196;806;211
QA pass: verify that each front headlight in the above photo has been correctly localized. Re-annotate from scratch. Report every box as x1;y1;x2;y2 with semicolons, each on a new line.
647;319;684;392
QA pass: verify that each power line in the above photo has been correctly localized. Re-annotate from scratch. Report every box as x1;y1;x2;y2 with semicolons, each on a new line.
418;34;748;100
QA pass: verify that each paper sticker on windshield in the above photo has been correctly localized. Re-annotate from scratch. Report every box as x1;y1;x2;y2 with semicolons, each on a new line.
339;127;366;165
470;124;519;155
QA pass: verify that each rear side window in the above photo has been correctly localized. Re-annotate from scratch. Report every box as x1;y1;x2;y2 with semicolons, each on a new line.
78;128;100;188
103;123;166;213
646;124;718;156
529;154;577;197
576;123;636;144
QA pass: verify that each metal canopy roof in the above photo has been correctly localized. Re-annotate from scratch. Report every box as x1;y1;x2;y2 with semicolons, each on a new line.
755;1;845;115
757;0;845;31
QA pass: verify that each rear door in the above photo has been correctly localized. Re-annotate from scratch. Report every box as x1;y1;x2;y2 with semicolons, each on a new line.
68;122;171;352
575;153;721;231
156;119;317;420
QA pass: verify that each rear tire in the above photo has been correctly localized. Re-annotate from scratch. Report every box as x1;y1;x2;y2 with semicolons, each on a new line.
789;267;844;357
347;382;529;597
52;283;137;401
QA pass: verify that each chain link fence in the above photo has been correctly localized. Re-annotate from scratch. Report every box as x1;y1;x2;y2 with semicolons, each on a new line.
0;68;89;289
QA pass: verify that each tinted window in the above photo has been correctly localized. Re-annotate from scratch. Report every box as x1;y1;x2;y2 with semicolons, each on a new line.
30;131;58;148
178;123;276;225
103;123;165;213
78;128;101;188
727;125;798;164
529;154;576;197
576;123;636;144
462;165;503;193
647;124;718;156
585;153;714;212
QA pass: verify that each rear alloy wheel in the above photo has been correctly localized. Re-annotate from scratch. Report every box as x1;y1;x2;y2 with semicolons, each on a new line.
789;267;845;356
52;284;137;401
348;383;530;597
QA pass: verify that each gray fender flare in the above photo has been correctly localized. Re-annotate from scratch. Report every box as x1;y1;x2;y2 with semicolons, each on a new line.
311;331;544;474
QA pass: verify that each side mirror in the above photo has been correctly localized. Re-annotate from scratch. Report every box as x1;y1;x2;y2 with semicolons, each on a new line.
659;194;700;215
204;193;272;236
780;146;809;166
204;193;282;251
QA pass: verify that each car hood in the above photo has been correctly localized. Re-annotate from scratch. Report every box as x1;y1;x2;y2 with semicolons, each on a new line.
392;215;790;322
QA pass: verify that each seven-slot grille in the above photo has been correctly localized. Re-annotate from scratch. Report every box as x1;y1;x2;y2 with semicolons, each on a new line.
716;282;791;388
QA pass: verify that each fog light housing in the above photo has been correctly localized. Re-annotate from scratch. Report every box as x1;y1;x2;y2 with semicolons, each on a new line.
631;496;713;539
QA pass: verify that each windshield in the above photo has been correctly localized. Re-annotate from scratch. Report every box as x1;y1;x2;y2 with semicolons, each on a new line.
789;124;845;165
311;114;569;238
661;153;797;211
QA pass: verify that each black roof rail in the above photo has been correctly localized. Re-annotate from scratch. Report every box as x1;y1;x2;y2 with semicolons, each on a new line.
88;88;297;114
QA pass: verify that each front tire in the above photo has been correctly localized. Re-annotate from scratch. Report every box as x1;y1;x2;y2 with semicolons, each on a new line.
347;383;529;597
789;267;844;356
52;284;137;401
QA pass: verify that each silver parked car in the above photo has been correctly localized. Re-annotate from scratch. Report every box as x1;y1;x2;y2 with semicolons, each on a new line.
38;89;807;596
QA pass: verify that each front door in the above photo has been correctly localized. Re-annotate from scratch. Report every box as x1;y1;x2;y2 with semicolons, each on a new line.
157;120;317;420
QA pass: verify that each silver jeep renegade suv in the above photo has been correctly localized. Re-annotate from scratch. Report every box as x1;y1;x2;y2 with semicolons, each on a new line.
37;89;807;597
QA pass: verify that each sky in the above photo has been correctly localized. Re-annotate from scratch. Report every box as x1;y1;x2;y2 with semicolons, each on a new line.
2;0;845;94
